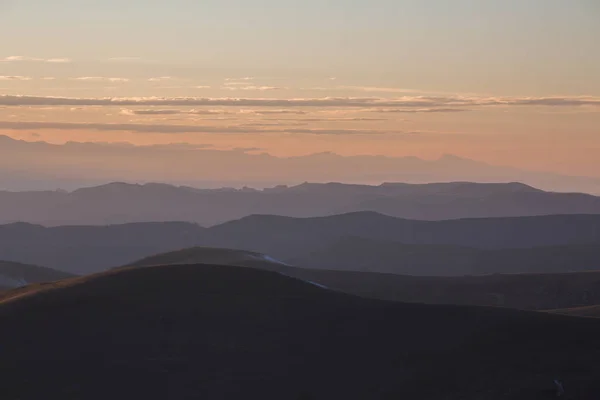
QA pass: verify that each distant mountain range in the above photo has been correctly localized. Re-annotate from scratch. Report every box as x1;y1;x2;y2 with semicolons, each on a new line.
2;212;600;274
2;181;600;226
2;134;600;194
2;263;600;398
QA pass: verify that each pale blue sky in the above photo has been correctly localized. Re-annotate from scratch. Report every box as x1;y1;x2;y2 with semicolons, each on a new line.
1;0;598;95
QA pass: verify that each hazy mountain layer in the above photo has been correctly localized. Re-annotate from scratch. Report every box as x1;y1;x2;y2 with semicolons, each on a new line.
3;181;600;226
3;213;600;274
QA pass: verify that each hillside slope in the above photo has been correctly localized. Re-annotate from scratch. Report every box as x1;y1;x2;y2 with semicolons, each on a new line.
128;247;600;310
551;305;600;318
0;260;74;290
1;264;600;399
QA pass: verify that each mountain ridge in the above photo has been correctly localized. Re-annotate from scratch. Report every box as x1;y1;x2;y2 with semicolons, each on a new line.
3;180;600;227
3;213;600;274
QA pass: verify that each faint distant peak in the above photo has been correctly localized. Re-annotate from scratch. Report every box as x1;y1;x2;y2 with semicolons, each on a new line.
437;154;484;164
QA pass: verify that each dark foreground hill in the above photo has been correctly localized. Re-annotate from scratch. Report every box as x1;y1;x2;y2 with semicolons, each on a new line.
0;260;74;290
129;247;600;311
3;213;600;274
2;264;600;399
3;181;600;226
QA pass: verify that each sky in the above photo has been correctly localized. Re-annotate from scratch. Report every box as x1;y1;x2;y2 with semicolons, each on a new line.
0;0;599;179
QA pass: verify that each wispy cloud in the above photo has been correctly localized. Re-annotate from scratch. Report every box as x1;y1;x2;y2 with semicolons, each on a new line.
1;95;599;108
105;57;143;62
0;76;32;81
120;108;232;116
239;109;308;115
371;108;471;113
225;77;254;81
72;77;130;83
1;56;71;63
222;86;286;91
0;120;397;135
148;76;174;82
340;86;428;94
301;117;388;122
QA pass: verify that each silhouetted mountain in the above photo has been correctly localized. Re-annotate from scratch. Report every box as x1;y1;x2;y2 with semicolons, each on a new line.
2;263;600;399
0;260;74;290
3;181;600;226
3;213;600;274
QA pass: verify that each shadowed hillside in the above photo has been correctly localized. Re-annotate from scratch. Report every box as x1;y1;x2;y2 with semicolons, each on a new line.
128;247;600;311
551;306;600;318
2;264;600;399
3;181;600;226
0;260;74;290
126;246;290;270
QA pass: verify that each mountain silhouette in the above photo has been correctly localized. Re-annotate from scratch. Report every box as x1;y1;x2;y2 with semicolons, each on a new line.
3;181;600;226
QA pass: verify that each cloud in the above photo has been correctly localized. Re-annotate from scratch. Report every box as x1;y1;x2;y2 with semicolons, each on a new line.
73;77;130;83
46;58;72;63
106;57;143;62
0;76;32;81
0;120;396;135
371;108;471;113
301;117;388;122
1;95;599;109
222;86;286;91
225;77;254;81
223;81;254;86
194;86;211;89
120;109;233;116
1;56;71;63
239;109;308;115
341;86;428;94
148;76;174;82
